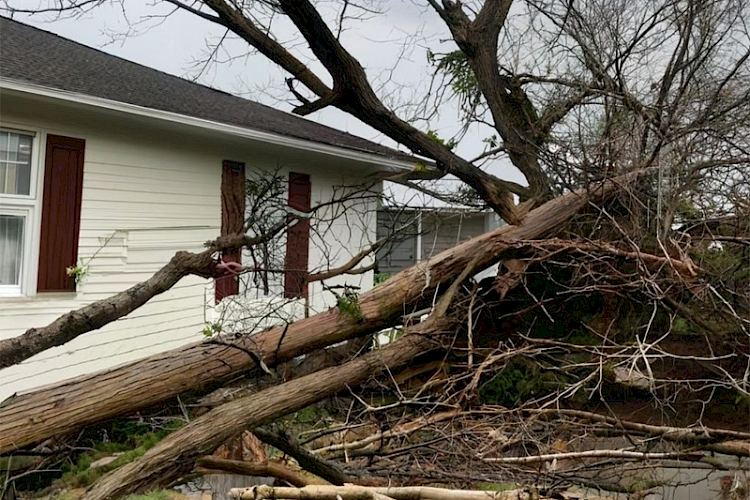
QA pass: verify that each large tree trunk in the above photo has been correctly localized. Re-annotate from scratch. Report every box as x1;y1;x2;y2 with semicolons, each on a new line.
80;322;446;500
0;171;646;455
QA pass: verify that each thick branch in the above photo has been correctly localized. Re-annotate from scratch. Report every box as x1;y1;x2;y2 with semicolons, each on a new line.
253;427;351;486
480;449;703;464
0;249;219;368
0;218;294;369
195;457;310;487
201;0;330;97
434;1;550;200
275;0;521;223
230;485;543;500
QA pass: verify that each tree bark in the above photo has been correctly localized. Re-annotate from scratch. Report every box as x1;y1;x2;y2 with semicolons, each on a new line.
195;456;311;487
80;324;446;500
0;171;647;455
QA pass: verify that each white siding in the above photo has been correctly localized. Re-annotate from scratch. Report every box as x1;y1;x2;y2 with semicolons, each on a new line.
0;95;380;401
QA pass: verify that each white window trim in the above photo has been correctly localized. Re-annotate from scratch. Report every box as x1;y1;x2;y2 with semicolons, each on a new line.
0;125;44;296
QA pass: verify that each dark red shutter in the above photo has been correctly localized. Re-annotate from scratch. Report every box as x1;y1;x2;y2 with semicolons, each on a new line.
215;160;246;303
37;135;85;293
284;172;311;298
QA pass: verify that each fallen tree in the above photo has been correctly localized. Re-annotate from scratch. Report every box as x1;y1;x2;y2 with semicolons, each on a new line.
0;170;646;455
1;1;748;497
80;318;449;500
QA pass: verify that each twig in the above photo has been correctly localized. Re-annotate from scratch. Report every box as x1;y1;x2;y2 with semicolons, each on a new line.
479;449;702;463
312;410;459;455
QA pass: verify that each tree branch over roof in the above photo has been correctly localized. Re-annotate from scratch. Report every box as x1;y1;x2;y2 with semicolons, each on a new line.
179;0;524;223
429;0;550;201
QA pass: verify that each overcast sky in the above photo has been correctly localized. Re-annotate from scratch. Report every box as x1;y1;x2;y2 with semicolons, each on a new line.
10;1;525;206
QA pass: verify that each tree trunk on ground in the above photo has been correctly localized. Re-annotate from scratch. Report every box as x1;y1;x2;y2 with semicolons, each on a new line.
81;321;447;500
0;171;647;455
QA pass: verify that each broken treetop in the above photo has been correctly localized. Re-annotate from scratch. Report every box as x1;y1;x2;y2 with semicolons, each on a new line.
0;16;411;161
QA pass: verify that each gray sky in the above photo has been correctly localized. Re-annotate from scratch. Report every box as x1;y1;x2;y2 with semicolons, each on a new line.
10;1;525;205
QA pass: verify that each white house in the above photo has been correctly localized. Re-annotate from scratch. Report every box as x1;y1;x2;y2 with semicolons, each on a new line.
0;17;416;401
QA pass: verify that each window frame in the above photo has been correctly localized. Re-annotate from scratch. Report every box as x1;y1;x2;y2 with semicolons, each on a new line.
0;126;42;297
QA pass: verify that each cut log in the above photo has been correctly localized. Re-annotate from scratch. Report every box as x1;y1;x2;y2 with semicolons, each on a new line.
228;485;548;500
0;171;647;455
80;319;448;500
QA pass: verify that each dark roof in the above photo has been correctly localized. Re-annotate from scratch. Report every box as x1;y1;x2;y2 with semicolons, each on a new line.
0;17;413;162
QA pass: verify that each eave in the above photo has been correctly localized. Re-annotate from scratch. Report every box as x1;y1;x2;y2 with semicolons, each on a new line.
0;78;417;173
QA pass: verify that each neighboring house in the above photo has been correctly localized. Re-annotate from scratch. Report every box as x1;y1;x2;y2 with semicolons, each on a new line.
0;17;416;401
376;206;502;274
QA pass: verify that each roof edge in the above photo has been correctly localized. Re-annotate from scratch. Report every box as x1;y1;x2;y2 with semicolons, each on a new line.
0;77;417;172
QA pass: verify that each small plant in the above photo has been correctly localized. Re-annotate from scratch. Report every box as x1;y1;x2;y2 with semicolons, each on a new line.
673;317;690;333
373;272;391;286
480;358;568;406
202;321;223;337
66;260;89;285
425;129;458;150
337;289;362;320
65;231;119;287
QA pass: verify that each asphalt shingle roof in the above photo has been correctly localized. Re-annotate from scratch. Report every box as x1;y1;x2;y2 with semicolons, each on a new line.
0;17;413;162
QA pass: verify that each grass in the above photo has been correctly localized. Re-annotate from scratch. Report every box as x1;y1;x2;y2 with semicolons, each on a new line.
47;489;192;500
55;420;185;490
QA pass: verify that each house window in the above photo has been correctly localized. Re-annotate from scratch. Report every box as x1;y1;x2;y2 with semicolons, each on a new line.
1;131;33;196
0;130;35;295
0;130;86;295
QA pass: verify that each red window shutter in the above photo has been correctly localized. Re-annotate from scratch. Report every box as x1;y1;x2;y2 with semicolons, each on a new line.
284;172;311;298
37;135;85;293
215;160;246;303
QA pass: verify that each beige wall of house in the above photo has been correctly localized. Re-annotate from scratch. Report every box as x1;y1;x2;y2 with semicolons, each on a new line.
0;91;380;401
